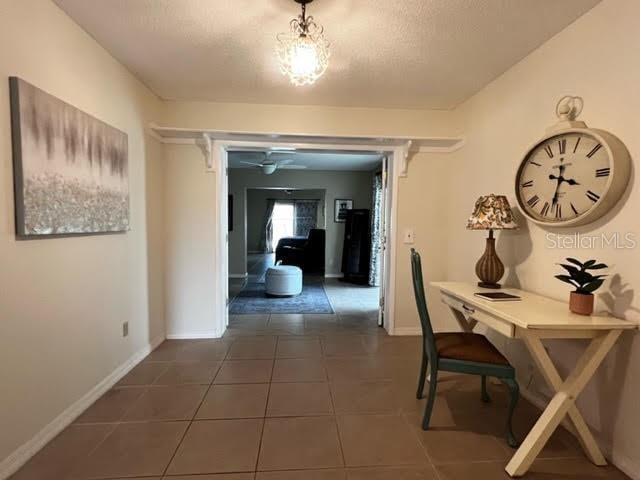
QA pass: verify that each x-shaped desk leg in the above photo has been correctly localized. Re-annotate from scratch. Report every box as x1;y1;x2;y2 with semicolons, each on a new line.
449;306;477;332
506;330;622;477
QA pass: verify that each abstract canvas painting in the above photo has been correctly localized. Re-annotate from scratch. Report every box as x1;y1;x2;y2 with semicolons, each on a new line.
9;77;129;237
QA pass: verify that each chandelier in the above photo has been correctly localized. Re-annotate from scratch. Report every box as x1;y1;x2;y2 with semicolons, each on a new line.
276;0;330;86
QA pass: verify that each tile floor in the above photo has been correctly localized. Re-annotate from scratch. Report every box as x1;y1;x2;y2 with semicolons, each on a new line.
11;312;630;480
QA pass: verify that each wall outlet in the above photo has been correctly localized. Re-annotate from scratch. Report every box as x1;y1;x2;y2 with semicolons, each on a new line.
403;229;415;244
122;321;129;337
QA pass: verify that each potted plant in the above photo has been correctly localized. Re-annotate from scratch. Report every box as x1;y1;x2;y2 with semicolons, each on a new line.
555;258;607;315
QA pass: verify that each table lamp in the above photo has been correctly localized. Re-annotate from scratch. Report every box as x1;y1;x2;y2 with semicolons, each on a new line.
466;194;518;289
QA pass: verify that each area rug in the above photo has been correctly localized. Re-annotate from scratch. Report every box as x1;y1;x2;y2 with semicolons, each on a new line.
229;278;334;314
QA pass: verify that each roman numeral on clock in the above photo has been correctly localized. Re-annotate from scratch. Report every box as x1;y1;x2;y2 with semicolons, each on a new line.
530;160;542;167
586;190;600;203
521;180;534;188
573;136;581;153
555;203;562;219
586;143;602;158
540;202;550;217
570;202;579;216
558;139;566;154
544;145;554;158
595;167;610;177
527;195;540;208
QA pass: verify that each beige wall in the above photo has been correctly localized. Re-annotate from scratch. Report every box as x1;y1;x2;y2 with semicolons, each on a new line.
394;151;453;334
163;144;217;339
160;103;459;335
229;169;373;276
163;101;458;139
442;0;640;475
158;102;458;330
0;0;165;472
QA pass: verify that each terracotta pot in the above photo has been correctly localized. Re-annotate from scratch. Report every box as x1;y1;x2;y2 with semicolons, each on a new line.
569;292;594;316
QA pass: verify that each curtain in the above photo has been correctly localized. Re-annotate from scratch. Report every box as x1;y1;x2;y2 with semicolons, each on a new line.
294;200;319;237
369;173;383;286
259;199;277;253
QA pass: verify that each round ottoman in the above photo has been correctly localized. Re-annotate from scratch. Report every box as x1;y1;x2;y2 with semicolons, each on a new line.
265;265;303;297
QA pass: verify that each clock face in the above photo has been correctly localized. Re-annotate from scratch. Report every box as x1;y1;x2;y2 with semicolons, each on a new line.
516;132;612;224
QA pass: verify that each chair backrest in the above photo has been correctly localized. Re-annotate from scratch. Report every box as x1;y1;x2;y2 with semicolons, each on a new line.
307;228;325;247
410;248;437;359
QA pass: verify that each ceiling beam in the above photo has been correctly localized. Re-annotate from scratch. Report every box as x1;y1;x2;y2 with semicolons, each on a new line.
148;123;465;175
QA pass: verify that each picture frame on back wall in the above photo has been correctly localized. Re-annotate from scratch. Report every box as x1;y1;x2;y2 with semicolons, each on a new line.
334;199;353;223
9;77;129;238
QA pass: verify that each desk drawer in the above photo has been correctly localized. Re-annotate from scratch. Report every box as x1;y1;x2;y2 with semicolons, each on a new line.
441;293;515;338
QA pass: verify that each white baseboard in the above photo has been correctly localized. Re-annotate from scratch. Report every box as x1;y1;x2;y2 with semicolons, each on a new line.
324;273;344;278
229;273;248;279
520;387;639;480
389;327;423;336
0;336;164;480
166;331;222;340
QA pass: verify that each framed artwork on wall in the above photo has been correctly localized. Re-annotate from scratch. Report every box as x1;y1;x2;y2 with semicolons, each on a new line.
9;77;129;238
334;199;353;223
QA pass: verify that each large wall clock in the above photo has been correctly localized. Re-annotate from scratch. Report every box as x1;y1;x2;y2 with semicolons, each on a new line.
515;96;631;227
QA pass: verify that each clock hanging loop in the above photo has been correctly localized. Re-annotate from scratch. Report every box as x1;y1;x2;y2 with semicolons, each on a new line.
556;95;583;120
548;95;587;133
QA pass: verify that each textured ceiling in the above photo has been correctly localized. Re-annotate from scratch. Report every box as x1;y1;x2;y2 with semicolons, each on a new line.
228;151;382;171
54;0;599;109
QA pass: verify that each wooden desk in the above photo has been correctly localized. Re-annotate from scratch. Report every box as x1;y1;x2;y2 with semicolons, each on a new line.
431;282;637;477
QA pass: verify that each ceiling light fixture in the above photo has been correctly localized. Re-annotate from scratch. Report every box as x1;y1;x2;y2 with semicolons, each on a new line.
276;0;330;86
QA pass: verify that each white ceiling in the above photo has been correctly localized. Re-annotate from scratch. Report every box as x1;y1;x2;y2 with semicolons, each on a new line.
54;0;599;109
228;151;382;171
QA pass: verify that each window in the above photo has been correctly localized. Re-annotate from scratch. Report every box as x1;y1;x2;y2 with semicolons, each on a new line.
271;201;295;247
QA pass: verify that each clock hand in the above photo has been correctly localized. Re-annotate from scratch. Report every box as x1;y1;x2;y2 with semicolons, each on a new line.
550;164;566;206
549;174;580;186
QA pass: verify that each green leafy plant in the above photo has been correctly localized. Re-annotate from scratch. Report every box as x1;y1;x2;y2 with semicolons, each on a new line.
555;258;607;295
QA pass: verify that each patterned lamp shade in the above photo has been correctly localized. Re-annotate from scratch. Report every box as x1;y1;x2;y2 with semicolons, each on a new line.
466;194;518;230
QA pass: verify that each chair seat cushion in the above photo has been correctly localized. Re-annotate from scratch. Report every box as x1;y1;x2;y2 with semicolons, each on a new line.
435;332;509;365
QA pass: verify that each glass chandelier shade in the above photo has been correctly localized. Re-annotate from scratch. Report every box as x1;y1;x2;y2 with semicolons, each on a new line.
276;1;330;86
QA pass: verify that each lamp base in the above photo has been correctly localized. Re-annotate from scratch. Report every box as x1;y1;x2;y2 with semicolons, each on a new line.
475;229;505;289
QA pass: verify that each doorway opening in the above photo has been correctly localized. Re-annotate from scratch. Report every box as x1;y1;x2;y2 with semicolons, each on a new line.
198;132;411;338
225;149;389;331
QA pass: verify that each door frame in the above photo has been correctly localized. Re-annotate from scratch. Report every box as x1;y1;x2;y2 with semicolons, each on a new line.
208;136;409;336
377;155;390;327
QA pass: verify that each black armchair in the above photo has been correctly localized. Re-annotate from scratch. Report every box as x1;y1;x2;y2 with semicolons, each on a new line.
275;229;325;274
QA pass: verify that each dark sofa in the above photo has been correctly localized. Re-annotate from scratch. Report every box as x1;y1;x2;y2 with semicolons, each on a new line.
275;229;325;274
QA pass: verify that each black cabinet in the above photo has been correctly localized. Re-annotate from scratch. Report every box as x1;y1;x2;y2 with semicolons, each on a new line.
341;209;371;284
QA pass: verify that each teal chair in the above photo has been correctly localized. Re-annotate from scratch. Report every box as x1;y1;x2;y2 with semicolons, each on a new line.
410;248;520;448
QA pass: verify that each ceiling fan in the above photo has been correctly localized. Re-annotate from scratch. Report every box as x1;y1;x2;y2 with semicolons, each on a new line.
240;152;307;175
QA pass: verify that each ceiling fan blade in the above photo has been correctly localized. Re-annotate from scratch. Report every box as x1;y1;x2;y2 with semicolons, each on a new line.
279;165;307;169
269;147;296;153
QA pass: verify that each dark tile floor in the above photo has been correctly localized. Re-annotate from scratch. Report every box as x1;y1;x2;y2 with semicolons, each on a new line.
10;312;629;480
